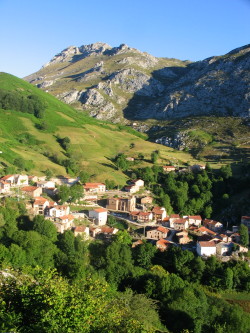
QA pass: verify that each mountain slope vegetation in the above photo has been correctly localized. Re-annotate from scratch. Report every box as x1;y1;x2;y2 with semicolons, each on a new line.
0;72;199;182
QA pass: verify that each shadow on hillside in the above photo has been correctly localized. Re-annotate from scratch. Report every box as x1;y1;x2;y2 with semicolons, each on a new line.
203;146;250;164
122;65;190;120
99;162;117;171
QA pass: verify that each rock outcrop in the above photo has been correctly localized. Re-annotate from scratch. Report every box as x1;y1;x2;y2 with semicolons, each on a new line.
25;42;250;122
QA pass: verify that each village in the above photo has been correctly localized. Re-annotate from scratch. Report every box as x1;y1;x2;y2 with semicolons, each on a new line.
0;171;249;259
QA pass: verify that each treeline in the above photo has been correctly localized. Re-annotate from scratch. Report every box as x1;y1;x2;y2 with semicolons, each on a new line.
0;89;46;118
0;199;249;332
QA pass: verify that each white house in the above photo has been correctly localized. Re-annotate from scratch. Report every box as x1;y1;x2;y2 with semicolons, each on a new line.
89;208;108;226
84;183;106;193
46;205;70;218
162;166;176;173
172;218;189;230
169;214;180;227
152;206;167;222
197;241;216;256
186;215;202;226
33;197;50;215
36;180;56;189
124;185;139;193
54;214;74;233
203;219;223;232
216;242;233;256
74;225;90;239
0;180;11;193
0;175;16;186
15;174;29;186
132;179;144;188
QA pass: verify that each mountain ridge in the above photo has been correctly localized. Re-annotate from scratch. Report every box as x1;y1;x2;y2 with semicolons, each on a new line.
24;42;250;122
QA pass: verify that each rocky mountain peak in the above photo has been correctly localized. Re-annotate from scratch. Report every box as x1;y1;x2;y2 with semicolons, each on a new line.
27;42;250;123
43;45;80;67
78;42;112;57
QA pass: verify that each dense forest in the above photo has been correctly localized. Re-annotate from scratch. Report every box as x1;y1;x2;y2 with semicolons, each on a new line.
0;199;249;332
134;163;250;225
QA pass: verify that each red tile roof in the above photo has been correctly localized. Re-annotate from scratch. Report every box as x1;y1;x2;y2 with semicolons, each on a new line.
21;186;38;192
188;215;202;220
75;226;87;232
174;218;188;224
197;226;217;235
157;226;169;233
198;241;216;247
1;175;14;180
170;214;180;219
100;226;115;234
152;206;164;214
33;197;48;205
84;183;105;188
156;239;171;249
59;214;74;221
94;208;108;213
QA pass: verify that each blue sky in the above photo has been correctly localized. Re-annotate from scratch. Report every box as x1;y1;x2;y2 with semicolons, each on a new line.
1;0;249;78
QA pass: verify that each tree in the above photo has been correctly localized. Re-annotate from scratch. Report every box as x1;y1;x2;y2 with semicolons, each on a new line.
132;241;156;269
224;267;234;290
105;179;116;190
239;224;249;247
79;170;90;184
57;185;70;203
138;153;144;160
114;154;129;171
70;184;83;203
44;168;53;180
32;215;58;242
151;151;159;164
160;194;173;215
220;164;232;179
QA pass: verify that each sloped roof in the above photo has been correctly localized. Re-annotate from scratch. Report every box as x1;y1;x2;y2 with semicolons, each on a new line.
75;225;87;232
94;208;108;213
157;226;169;233
198;241;216;247
33;197;48;205
1;175;14;180
21;186;38;192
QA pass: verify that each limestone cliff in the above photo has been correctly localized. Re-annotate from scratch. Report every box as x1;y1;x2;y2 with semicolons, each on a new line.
25;43;250;122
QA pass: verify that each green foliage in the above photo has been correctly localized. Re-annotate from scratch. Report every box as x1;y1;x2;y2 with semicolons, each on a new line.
105;178;116;189
57;185;70;203
239;224;249;247
57;184;83;203
114;153;129;171
0;89;46;119
132;241;157;269
220;164;232;179
151;151;159;164
0;269;149;333
79;170;90;183
138;152;144;160
44;168;53;180
32;215;58;242
105;235;134;286
0;200;250;332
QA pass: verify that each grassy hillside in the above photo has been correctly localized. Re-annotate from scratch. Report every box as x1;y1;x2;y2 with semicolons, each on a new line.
0;73;199;184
